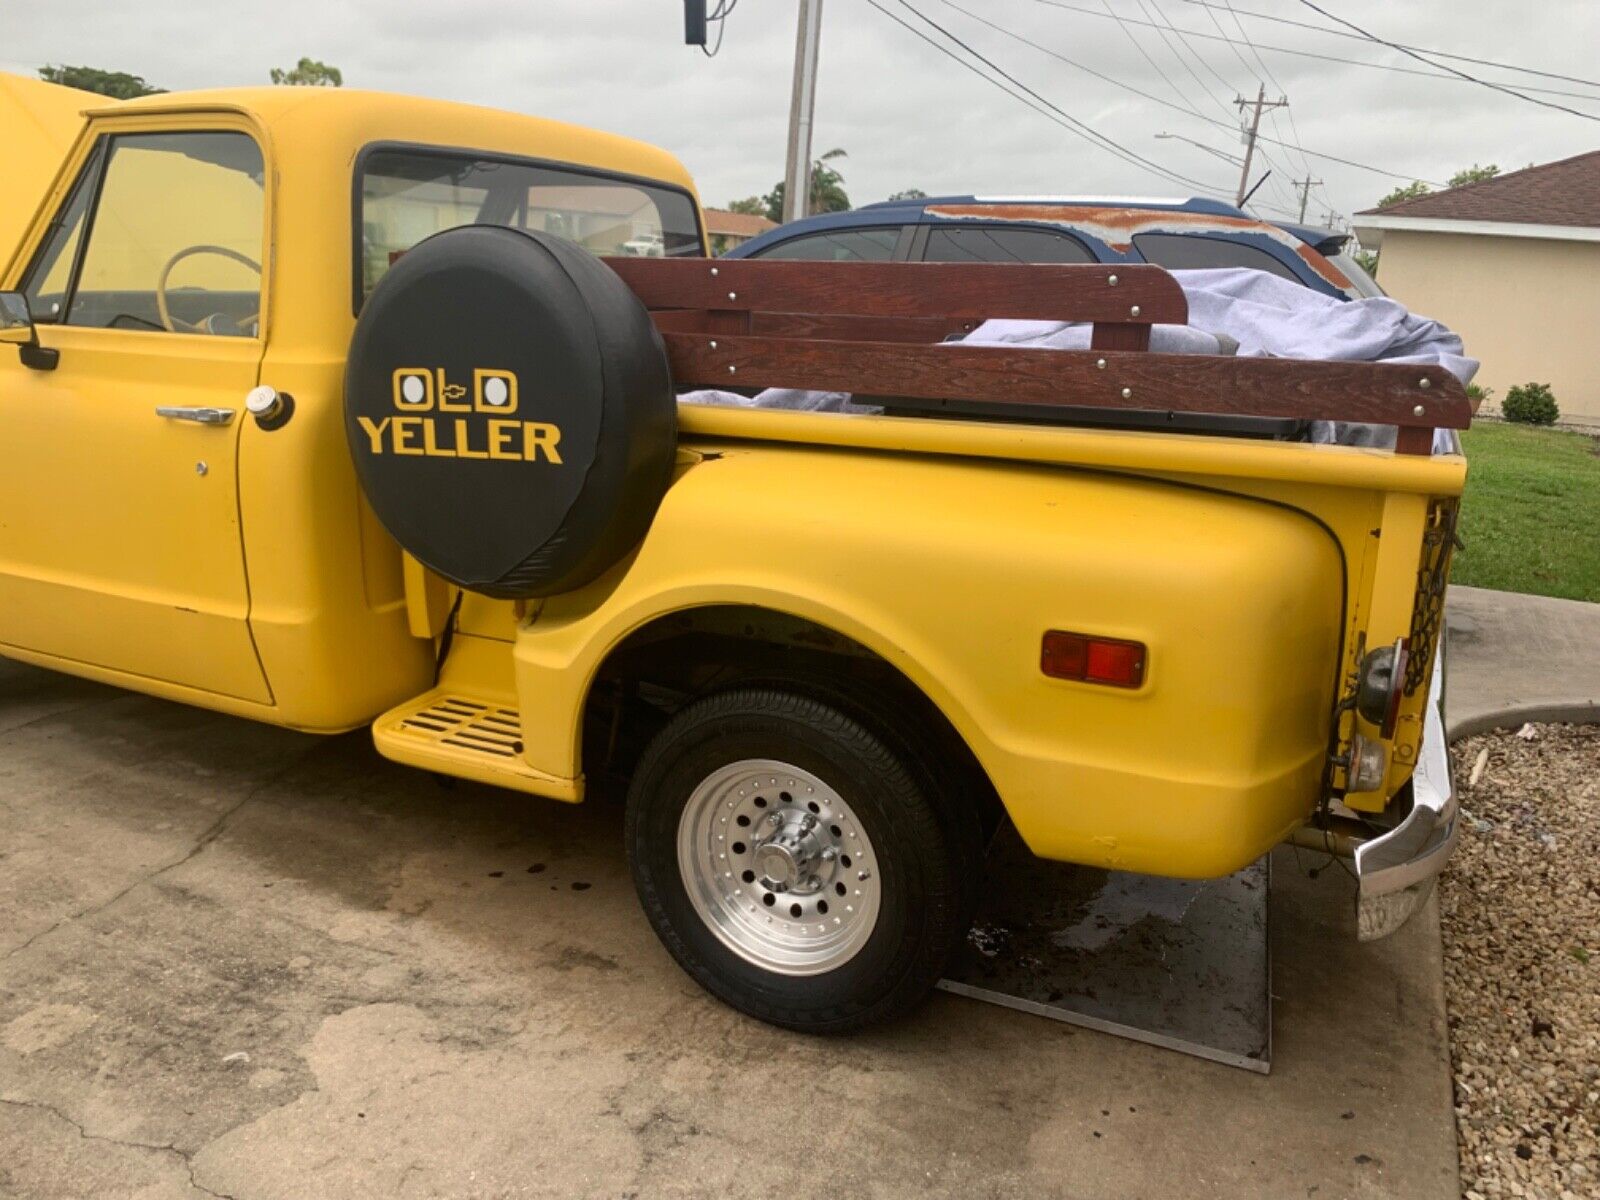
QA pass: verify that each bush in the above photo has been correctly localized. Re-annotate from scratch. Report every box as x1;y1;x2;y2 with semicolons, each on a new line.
1502;382;1559;426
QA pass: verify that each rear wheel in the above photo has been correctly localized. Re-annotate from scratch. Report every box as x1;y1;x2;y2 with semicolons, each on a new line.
625;688;971;1032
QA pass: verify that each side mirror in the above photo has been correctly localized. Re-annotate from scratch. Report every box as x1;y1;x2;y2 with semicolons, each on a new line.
0;292;59;370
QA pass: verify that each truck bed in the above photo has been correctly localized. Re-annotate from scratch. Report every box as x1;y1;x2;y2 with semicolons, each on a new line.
602;257;1470;457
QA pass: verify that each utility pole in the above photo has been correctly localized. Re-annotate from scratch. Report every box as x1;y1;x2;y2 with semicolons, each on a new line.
1293;176;1324;223
1232;84;1288;208
783;0;824;223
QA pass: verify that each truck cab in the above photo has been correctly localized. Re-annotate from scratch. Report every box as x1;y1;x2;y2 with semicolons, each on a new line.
0;84;703;730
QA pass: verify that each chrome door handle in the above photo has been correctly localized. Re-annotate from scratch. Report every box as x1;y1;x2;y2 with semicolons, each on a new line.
156;406;235;426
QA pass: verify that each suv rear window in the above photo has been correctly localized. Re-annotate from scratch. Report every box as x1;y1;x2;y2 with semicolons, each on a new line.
357;146;702;306
1131;232;1300;283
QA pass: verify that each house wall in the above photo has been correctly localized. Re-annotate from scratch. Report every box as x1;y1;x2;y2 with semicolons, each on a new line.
1375;229;1600;423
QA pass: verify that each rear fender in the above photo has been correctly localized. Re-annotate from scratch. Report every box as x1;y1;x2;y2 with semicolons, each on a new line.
513;445;1344;878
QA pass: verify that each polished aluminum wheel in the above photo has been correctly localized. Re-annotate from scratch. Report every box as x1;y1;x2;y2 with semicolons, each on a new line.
676;758;881;976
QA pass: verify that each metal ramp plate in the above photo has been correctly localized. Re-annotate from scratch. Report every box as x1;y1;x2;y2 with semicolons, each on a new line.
938;825;1271;1073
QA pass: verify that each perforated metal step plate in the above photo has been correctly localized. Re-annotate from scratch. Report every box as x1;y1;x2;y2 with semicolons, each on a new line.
371;690;571;798
939;825;1271;1073
392;695;524;758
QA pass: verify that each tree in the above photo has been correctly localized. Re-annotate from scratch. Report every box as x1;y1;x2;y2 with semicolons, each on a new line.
1375;163;1503;210
1448;163;1499;188
38;65;163;98
1375;179;1431;209
887;188;928;201
726;197;766;216
761;148;851;222
270;57;343;87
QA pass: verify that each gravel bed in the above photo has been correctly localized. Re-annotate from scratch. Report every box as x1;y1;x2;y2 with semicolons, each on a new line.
1443;723;1600;1200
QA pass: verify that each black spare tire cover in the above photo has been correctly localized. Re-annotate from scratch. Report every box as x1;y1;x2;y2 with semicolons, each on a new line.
345;225;676;598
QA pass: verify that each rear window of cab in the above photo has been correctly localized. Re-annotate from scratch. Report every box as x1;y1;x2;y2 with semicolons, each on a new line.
356;145;703;309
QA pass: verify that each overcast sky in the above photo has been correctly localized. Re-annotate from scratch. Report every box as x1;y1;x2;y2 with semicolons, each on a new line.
7;0;1598;229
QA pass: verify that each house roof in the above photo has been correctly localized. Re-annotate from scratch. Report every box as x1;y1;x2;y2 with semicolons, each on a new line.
703;207;776;238
1357;150;1600;228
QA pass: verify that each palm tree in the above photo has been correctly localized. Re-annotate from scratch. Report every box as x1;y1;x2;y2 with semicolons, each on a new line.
762;148;852;222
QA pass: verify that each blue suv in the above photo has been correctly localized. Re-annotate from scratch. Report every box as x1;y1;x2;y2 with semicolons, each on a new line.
723;195;1380;301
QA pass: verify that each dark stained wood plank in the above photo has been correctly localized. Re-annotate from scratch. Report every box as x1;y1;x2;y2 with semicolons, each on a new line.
605;257;1187;326
751;312;980;343
663;333;1472;431
650;309;979;344
650;309;750;334
1393;426;1436;456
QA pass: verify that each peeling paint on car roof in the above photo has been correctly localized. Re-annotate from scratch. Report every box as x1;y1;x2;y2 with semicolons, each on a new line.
923;203;1353;291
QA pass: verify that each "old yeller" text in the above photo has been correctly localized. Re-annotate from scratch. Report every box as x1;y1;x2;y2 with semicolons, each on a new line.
356;416;563;463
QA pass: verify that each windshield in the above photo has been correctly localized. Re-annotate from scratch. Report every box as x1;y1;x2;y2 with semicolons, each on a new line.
357;147;703;306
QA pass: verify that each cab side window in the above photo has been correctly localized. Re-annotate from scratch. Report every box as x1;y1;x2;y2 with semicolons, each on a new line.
23;131;266;336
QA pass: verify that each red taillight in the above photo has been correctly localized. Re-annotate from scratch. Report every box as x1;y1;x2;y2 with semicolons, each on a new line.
1041;631;1147;688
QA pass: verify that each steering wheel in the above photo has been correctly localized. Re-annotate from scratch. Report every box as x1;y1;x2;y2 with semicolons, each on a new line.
156;245;262;334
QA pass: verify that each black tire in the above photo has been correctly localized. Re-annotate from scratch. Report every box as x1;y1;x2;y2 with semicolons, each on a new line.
625;688;973;1032
344;225;676;599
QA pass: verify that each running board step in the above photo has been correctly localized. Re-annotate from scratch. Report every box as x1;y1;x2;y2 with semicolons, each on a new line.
370;689;578;799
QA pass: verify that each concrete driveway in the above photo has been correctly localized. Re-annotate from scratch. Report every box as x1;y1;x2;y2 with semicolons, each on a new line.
0;656;1457;1199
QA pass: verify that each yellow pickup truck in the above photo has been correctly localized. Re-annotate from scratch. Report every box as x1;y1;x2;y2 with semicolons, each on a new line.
0;76;1465;1031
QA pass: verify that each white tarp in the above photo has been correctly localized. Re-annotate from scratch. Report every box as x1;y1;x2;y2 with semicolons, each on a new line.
681;267;1477;452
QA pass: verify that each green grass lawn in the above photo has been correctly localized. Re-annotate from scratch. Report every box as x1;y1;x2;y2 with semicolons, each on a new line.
1452;422;1600;602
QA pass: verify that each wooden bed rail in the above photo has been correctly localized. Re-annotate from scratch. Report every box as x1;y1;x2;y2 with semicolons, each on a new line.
601;257;1470;454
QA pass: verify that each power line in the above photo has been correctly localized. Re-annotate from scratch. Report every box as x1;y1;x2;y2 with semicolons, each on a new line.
1178;0;1600;90
1292;0;1600;122
863;0;1227;193
1133;0;1237;121
1217;0;1317;179
699;0;739;57
1142;0;1303;212
1030;0;1600;103
929;0;1442;185
889;0;1229;191
1099;0;1208;118
1148;0;1247;113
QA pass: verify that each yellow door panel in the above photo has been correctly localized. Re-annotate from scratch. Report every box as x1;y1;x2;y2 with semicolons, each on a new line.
0;328;269;702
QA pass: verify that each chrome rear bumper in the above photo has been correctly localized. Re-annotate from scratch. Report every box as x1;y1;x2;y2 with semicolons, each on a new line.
1353;652;1457;940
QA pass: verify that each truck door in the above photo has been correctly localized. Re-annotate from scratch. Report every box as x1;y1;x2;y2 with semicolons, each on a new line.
0;122;271;704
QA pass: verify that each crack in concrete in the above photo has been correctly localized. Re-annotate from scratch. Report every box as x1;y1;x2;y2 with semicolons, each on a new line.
1;748;320;962
0;1096;235;1199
